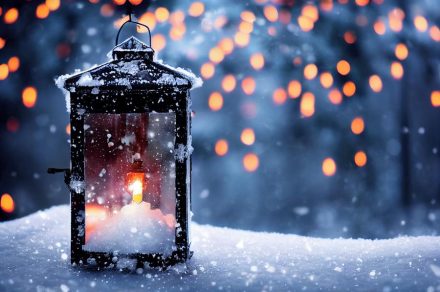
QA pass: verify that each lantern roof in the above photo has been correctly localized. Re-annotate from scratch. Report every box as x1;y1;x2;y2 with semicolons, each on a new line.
57;36;202;93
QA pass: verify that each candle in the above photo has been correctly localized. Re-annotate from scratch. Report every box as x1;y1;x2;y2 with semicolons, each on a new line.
84;176;176;255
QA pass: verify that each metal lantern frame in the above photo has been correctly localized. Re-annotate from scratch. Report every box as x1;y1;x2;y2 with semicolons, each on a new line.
55;21;194;269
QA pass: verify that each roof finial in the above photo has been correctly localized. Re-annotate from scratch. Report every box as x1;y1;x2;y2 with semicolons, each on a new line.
125;2;133;21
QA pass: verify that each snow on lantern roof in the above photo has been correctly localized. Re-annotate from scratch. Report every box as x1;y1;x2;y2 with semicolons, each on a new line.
56;36;202;94
113;36;153;52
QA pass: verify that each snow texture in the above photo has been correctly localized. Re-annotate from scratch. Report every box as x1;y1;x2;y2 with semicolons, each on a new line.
85;202;176;256
76;72;104;87
1;206;439;291
155;59;203;90
54;74;72;112
113;36;152;52
174;143;193;163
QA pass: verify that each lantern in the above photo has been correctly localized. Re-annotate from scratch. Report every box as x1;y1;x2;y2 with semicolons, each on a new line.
53;20;201;268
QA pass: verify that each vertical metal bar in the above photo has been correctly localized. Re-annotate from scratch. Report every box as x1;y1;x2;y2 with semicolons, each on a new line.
70;97;86;264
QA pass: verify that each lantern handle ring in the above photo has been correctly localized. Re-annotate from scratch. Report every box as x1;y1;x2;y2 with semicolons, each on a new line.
113;16;154;59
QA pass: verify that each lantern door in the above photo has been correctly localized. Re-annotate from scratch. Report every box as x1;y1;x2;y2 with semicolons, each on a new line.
81;112;177;256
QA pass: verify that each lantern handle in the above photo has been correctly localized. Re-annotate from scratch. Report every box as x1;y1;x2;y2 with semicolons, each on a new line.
113;16;154;59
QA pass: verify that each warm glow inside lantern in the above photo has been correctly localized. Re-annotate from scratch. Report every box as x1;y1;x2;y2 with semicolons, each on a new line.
55;23;201;268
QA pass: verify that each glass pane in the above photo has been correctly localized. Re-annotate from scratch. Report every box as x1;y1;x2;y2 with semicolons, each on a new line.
83;112;176;255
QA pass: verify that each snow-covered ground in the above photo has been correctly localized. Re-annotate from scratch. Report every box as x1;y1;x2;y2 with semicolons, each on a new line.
0;206;439;291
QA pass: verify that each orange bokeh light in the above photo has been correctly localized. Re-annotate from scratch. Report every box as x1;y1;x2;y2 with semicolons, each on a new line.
390;62;403;79
374;20;386;35
250;53;265;70
169;24;186;41
320;1;333;11
304;64;318;80
4;8;19;24
351;117;365;135
0;64;9;80
395;43;408;60
222;75;237;93
369;75;383;93
320;72;334;88
7;56;20;73
1;193;14;213
239;21;253;34
343;81;356;97
302;5;319;22
241;11;256;23
36;4;50;19
22;86;37;108
46;0;60;11
188;2;205;17
414;15;428;32
328;88;343;105
337;60;350;75
272;88;287;105
344;31;356;44
209;47;224;64
429;26;440;42
66;123;71;135
355;0;369;6
200;62;215;79
155;7;169;22
431;91;440;107
234;32;250;47
169;10;185;25
0;38;5;49
219;38;234;55
298;16;314;32
300;92;315;117
322;158;336;176
138;12;156;32
208;92;223;111
215;139;229;156
264;5;278;22
241;77;256;95
288;80;302;98
113;0;126;5
128;0;143;5
243;153;259;172
388;8;404;32
354;151;367;167
241;128;256;146
152;34;166;52
100;4;115;17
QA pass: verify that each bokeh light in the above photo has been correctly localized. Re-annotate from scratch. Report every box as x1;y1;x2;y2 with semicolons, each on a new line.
343;81;356;97
4;8;19;24
208;92;223;111
300;92;315;117
322;158;336;176
215;139;228;156
272;88;287;105
351;117;365;135
354;151;367;167
288;80;302;98
241;128;255;146
337;60;350;75
22;87;38;108
250;53;264;70
243;153;259;172
222;75;236;93
1;193;15;213
241;77;256;95
369;75;383;93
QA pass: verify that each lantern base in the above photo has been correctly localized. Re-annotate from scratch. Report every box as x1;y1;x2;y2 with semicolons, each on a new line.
71;249;193;270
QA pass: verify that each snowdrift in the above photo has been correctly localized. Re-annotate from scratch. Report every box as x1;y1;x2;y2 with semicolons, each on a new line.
0;205;439;291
